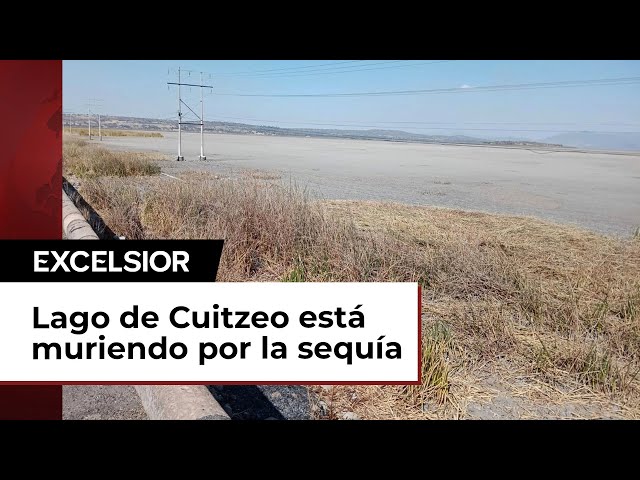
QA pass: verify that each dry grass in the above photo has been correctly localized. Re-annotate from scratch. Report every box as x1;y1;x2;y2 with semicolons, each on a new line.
401;321;452;406
66;128;163;138
323;201;640;418
64;139;163;178
240;169;283;181
80;174;423;283
66;140;640;419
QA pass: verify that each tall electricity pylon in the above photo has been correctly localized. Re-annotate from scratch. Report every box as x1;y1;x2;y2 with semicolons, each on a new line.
167;68;213;161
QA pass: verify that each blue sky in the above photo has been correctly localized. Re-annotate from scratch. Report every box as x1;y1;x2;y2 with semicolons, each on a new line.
63;60;640;140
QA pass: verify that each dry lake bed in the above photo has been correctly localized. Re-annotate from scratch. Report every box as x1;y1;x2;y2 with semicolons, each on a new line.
96;132;640;237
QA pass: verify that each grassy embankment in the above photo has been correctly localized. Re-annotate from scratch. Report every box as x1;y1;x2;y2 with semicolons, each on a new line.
64;139;162;178
66;128;163;138
63;139;640;419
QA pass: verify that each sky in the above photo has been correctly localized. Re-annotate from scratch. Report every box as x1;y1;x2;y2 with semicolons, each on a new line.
62;60;640;141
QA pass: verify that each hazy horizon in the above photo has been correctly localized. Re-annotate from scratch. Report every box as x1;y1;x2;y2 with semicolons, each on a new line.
63;60;640;146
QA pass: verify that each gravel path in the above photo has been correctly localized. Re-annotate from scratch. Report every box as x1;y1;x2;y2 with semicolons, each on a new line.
63;385;147;420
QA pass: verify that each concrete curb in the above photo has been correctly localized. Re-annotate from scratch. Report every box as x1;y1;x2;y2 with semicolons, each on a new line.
62;191;99;240
62;188;230;420
134;386;230;420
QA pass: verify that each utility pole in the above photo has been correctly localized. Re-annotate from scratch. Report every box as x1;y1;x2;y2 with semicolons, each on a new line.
167;68;213;161
86;98;103;140
177;67;183;161
200;71;205;160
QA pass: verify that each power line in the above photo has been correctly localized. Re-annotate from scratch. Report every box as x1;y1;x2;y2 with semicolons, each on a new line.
215;60;444;79
210;60;364;76
212;76;640;98
224;60;453;79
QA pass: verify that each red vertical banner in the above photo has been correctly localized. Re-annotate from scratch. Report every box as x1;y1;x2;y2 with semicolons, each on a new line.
0;60;62;419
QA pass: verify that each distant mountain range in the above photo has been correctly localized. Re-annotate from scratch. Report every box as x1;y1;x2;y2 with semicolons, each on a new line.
544;132;640;152
64;114;638;152
64;114;531;146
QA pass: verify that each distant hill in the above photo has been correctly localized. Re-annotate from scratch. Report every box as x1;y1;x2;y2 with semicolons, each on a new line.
63;114;562;149
544;132;640;152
